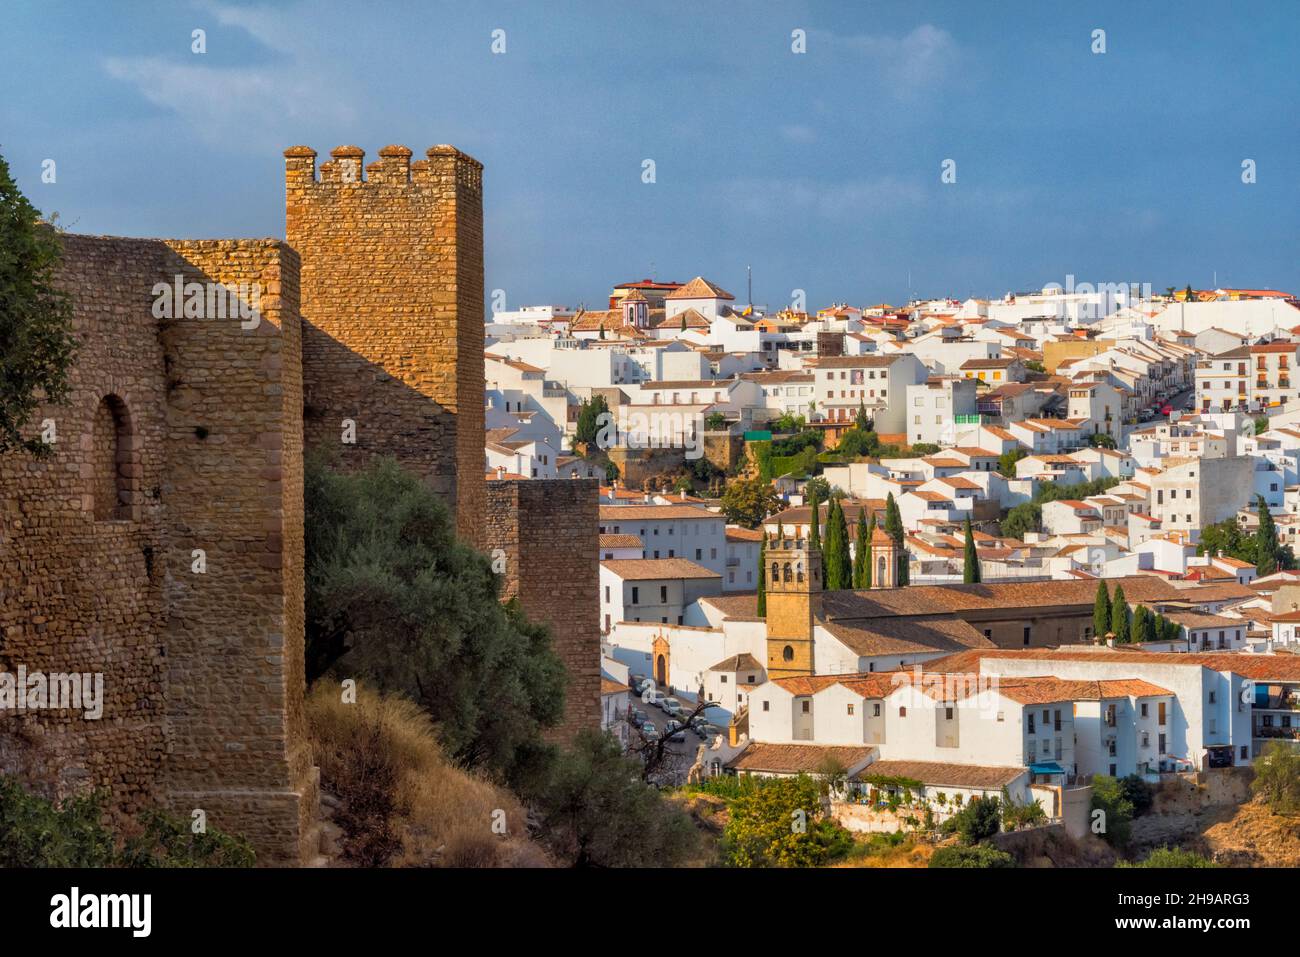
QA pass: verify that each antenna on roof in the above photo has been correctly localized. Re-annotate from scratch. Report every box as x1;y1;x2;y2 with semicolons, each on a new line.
747;264;752;307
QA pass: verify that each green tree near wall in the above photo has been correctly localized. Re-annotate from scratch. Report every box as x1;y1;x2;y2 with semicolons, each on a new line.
1252;741;1300;815
574;394;610;450
0;150;76;455
756;531;768;616
1109;585;1131;644
1256;495;1282;576
825;498;852;590
806;486;822;553
998;448;1026;478
304;456;566;781
722;775;853;868
1001;502;1041;540
1132;605;1157;644
962;516;981;584
720;477;782;529
852;509;869;589
883;493;909;585
1093;580;1111;640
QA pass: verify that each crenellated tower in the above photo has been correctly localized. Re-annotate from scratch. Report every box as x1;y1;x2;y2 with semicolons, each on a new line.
285;144;486;545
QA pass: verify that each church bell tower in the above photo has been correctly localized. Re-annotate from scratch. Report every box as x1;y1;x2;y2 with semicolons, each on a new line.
764;535;822;679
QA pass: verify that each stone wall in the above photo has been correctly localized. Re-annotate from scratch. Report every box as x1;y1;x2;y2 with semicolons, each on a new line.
2;140;595;865
607;446;687;489
157;239;317;864
702;431;743;474
286;145;486;547
1;235;170;818
484;479;601;740
0;234;316;865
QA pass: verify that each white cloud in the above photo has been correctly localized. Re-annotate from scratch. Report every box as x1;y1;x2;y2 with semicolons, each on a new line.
814;24;960;97
103;2;354;150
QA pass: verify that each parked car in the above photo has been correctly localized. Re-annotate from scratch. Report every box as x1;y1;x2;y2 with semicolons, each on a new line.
664;720;686;742
661;697;683;717
697;723;724;740
630;707;647;726
641;722;659;740
646;691;666;709
629;673;648;692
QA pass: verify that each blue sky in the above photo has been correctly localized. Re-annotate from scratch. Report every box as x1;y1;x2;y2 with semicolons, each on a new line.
2;0;1297;310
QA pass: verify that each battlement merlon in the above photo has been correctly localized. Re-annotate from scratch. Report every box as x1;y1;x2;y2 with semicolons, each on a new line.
283;144;483;193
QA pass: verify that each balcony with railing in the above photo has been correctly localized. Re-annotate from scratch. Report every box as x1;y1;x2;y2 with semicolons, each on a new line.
1254;725;1300;740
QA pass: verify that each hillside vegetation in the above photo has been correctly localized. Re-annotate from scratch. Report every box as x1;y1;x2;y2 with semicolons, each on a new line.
306;681;551;867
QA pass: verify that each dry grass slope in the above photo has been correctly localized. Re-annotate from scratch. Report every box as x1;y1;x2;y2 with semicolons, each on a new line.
306;681;551;867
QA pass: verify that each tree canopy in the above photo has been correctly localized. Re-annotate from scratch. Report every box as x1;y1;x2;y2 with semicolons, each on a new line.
0;150;76;455
574;394;611;450
962;516;981;584
720;477;782;529
304;455;566;780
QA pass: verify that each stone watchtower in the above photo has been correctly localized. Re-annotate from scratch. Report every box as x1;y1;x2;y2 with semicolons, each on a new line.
764;536;822;679
285;145;486;545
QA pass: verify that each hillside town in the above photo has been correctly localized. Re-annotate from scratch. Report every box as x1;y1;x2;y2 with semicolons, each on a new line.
487;278;1300;838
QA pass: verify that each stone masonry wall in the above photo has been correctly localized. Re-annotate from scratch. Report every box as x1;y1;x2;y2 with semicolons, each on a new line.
484;479;601;739
286;145;486;547
157;240;317;864
1;235;170;816
0;234;316;865
2;140;593;864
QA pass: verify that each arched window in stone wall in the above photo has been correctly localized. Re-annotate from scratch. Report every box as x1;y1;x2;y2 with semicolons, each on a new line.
91;394;136;521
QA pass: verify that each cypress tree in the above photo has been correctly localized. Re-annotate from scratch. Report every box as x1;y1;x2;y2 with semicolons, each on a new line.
1110;584;1130;643
1093;579;1111;642
1133;604;1157;644
884;492;903;544
807;487;821;553
1131;605;1149;644
853;508;869;589
865;513;876;587
757;531;767;616
823;499;842;589
1256;495;1280;576
883;488;904;587
962;516;981;584
828;498;852;589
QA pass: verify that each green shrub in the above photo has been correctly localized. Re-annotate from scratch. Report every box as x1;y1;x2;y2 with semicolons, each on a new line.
117;809;256;868
1118;774;1154;817
1000;792;1047;831
722;775;854;867
1252;741;1300;815
1090;774;1134;847
929;845;1015;868
1118;846;1218;868
947;794;1002;844
0;776;254;868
